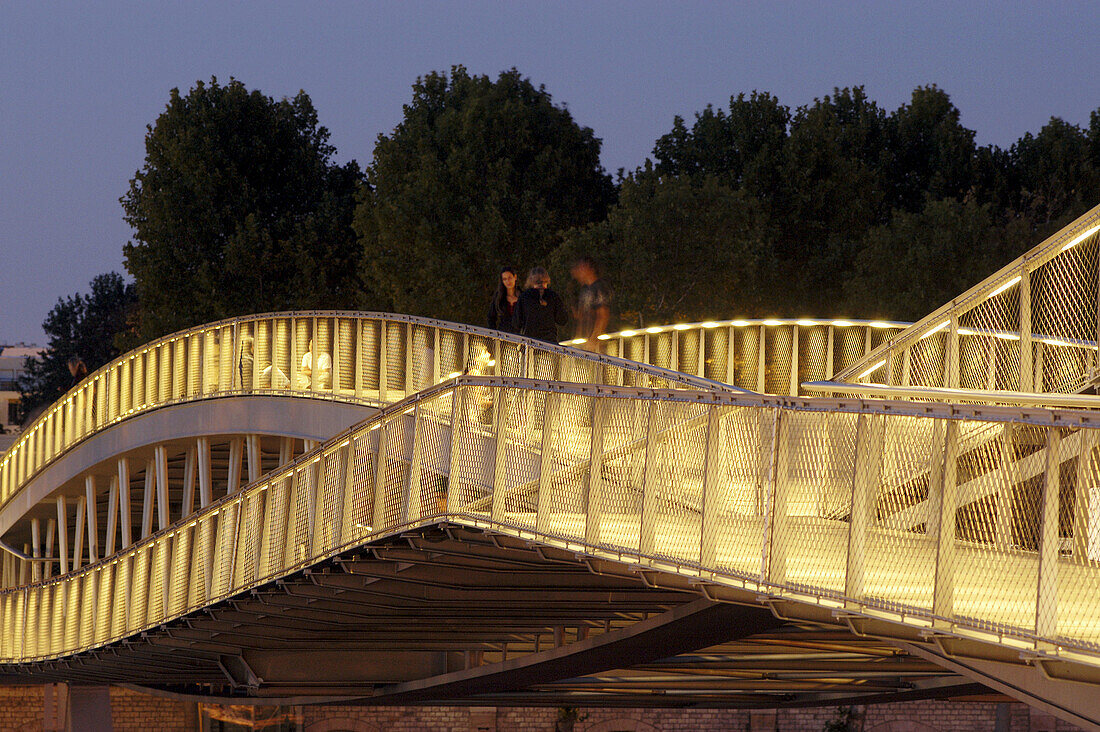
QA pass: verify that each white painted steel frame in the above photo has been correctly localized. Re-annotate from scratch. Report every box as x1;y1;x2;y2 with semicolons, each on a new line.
4;376;1100;679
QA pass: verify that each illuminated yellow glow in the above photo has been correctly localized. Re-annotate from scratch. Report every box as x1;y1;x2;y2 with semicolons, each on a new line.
570;338;587;344
832;320;854;327
993;332;1021;341
1042;337;1075;348
1060;223;1100;252
645;327;662;334
762;319;782;326
869;321;893;329
620;330;637;337
486;359;496;367
446;371;462;379
700;321;719;328
597;334;611;340
731;320;750;327
988;275;1022;298
920;321;949;339
858;360;887;379
957;327;977;336
673;324;690;331
796;319;817;327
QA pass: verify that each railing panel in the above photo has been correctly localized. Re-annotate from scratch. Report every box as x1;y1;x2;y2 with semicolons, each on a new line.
642;400;708;563
78;569;95;649
95;562;113;645
781;410;857;595
589;396;645;552
311;446;345;554
861;414;940;613
63;570;80;652
340;433;377;546
169;524;193;616
111;554;131;642
409;402;450;523
210;500;239;598
128;545;150;633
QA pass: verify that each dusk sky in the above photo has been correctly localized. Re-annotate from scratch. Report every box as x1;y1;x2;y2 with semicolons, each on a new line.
3;2;1100;345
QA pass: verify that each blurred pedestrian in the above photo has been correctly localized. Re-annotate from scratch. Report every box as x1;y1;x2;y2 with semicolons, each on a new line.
570;257;611;352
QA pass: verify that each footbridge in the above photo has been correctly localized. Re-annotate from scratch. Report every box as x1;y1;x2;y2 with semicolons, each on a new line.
4;206;1100;727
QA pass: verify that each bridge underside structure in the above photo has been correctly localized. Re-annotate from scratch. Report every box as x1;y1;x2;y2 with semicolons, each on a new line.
3;206;1100;727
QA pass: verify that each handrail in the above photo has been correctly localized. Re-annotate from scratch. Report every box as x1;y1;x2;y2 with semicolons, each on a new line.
833;202;1100;394
803;380;1100;410
573;317;910;394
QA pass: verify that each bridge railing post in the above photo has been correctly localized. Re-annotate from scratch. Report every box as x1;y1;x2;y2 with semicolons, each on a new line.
845;413;885;605
764;408;788;587
1036;426;1065;640
930;420;960;625
583;398;610;546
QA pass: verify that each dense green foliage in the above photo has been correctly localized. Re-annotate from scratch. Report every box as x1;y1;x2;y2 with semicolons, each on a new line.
121;77;364;340
355;66;615;324
26;73;1100;395
552;168;771;327
17;273;136;422
589;84;1100;325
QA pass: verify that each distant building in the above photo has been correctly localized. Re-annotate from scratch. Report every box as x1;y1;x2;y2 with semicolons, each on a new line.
0;345;41;443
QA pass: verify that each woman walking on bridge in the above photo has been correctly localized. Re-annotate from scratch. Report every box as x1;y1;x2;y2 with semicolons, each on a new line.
487;266;522;334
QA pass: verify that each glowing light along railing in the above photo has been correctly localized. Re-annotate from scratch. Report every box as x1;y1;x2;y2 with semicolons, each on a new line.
566;318;909;395
0;312;739;522
835;204;1100;395
5;378;1100;673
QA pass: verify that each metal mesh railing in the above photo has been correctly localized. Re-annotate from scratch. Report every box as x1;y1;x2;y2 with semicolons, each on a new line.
5;377;1100;671
835;203;1100;395
582;319;908;397
0;312;738;522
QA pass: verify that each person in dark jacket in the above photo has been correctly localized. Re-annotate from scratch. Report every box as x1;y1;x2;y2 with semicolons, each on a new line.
487;266;521;333
515;267;569;343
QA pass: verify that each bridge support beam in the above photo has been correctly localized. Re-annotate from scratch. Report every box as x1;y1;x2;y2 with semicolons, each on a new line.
84;476;98;564
56;496;69;575
246;434;261;484
117;458;131;548
105;477;118;556
30;518;41;583
44;518;55;580
197;437;212;508
227;438;243;495
181;447;196;519
900;641;1100;731
72;496;85;571
155;445;169;531
140;458;154;539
